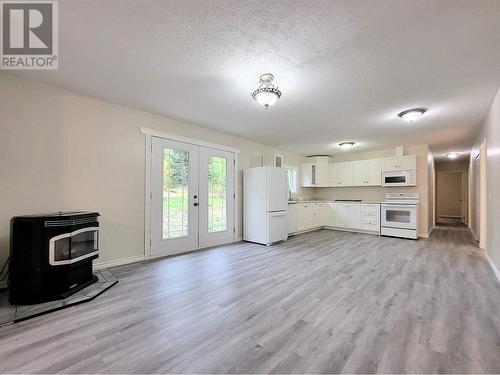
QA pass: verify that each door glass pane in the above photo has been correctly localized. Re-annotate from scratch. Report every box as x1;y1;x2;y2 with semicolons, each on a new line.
208;156;227;233
163;148;189;239
386;210;411;223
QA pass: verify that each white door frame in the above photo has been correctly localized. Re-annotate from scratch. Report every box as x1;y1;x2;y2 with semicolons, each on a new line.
141;127;240;259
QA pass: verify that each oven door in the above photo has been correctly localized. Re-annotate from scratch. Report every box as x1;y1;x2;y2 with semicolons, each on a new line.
381;204;417;229
49;227;99;266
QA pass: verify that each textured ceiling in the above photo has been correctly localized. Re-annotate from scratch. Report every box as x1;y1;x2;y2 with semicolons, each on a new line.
12;0;500;160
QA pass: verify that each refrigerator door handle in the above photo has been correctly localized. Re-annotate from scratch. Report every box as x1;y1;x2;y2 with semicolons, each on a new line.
269;211;287;217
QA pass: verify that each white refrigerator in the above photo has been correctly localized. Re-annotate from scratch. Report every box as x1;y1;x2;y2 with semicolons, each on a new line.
243;166;289;245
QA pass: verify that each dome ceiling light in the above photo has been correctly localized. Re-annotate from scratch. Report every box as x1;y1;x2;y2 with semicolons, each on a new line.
398;108;427;122
339;142;355;150
446;152;459;159
252;73;282;109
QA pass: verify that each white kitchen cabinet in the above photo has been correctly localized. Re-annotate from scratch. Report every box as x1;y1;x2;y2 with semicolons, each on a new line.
287;204;297;234
318;203;331;227
352;161;366;186
296;203;316;231
305;156;330;186
329;162;353;186
381;147;416;172
334;203;350;227
302;157;330;187
360;203;380;232
348;204;361;229
335;202;361;229
301;162;316;187
366;159;382;185
382;156;416;172
312;203;321;227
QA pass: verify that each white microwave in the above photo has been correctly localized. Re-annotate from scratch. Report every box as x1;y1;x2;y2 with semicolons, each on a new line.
382;170;416;187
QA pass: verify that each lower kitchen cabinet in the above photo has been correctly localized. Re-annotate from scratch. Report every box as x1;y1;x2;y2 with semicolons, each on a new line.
289;202;379;236
334;202;360;229
287;204;297;234
296;203;315;231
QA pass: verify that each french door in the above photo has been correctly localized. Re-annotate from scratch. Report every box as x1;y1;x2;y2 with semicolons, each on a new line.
150;137;235;257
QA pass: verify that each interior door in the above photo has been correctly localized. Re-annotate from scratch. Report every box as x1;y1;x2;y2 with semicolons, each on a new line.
198;147;235;248
151;137;199;256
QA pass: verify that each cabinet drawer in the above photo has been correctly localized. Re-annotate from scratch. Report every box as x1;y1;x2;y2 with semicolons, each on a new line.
361;223;379;231
361;211;379;217
362;216;379;224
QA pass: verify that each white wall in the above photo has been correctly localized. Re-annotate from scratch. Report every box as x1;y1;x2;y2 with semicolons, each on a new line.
312;144;432;237
0;73;311;266
470;85;500;272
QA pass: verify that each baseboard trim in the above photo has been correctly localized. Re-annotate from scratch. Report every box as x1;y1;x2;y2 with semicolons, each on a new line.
93;255;145;270
485;252;500;284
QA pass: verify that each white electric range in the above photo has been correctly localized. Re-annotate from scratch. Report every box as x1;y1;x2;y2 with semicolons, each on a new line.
380;192;420;239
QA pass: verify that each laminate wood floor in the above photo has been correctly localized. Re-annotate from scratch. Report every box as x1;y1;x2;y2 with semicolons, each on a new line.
1;228;499;374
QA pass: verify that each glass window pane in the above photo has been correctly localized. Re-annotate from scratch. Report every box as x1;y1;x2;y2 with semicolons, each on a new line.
208;156;227;233
163;148;189;239
287;168;297;193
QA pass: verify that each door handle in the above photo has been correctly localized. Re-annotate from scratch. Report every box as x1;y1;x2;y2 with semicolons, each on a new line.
193;202;199;207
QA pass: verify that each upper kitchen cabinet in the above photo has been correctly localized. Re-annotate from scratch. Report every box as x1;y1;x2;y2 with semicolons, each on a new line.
381;147;416;172
301;156;330;187
329;162;353;186
301;162;316;187
352;159;382;186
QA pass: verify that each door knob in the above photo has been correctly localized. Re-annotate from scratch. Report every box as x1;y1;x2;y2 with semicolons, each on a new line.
193;202;199;207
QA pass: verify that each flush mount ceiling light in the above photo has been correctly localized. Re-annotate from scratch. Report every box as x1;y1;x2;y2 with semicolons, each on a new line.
339;142;355;150
446;152;459;159
251;73;282;109
398;108;427;122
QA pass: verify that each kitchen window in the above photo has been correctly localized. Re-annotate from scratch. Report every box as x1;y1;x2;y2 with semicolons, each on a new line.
286;167;298;194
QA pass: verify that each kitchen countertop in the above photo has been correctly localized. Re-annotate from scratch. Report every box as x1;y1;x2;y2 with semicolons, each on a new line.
288;200;383;204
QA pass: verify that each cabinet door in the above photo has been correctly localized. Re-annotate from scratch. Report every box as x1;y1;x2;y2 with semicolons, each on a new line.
366;159;382;185
327;203;335;226
348;204;361;229
287;205;297;234
382;157;398;172
352;161;366;186
296;204;307;231
301;163;316;187
399;155;416;171
305;205;315;229
332;164;342;186
318;204;330;227
328;164;336;186
334;203;349;227
314;158;329;186
340;162;353;186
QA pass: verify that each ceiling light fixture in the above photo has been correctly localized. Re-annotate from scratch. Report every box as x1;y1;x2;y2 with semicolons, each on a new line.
446;152;459;159
339;142;355;150
398;108;427;122
252;73;282;109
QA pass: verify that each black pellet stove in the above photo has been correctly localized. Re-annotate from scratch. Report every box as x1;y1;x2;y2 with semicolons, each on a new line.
9;211;100;305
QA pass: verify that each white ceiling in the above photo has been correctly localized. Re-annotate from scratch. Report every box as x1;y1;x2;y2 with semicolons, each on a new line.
14;0;500;160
